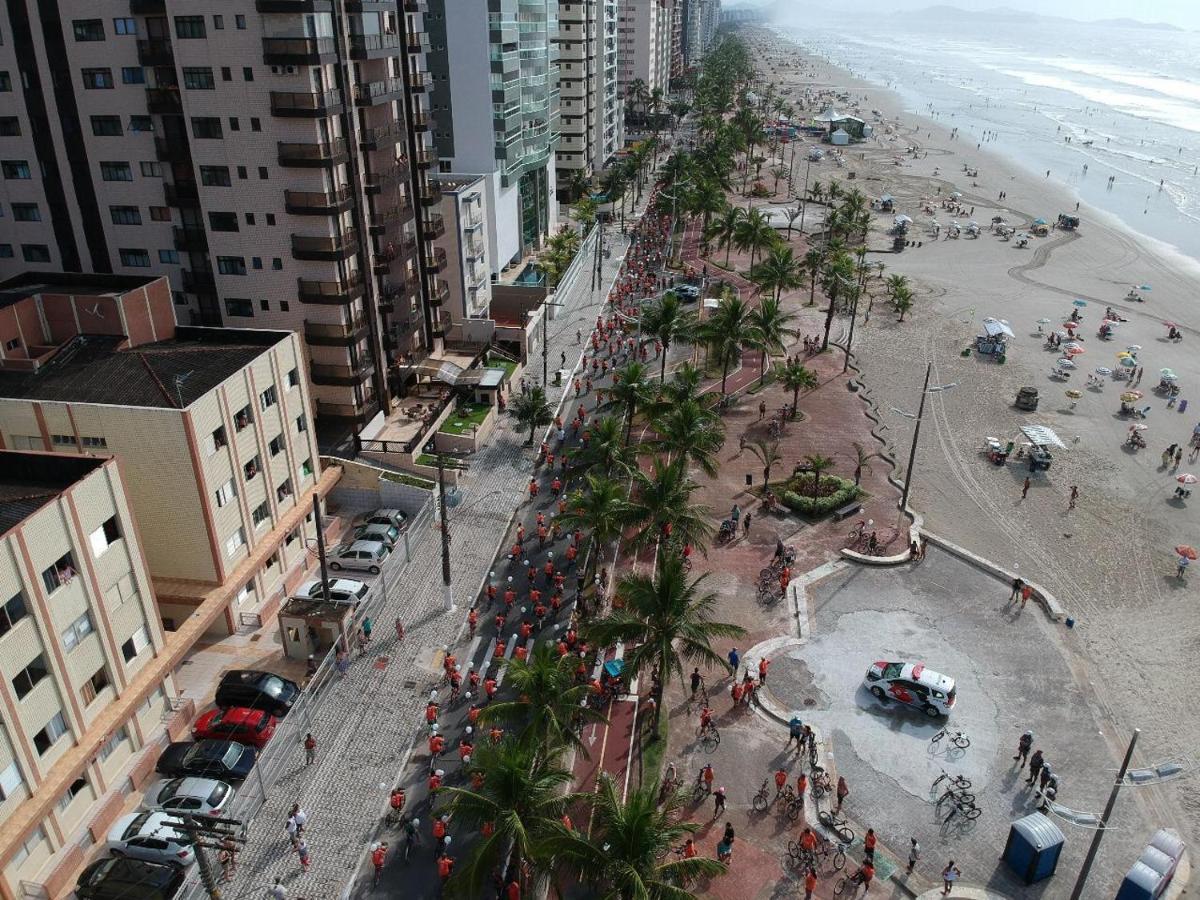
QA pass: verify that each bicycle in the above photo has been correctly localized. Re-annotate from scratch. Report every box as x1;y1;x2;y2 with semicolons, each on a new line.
846;520;868;547
692;776;713;804
931;727;971;750
752;778;771;812
935;786;975;808
698;722;720;753
817;808;855;844
756;583;782;606
833;869;869;896
783;792;804;822
931;770;972;793
811;770;832;801
806;833;847;872
942;796;982;824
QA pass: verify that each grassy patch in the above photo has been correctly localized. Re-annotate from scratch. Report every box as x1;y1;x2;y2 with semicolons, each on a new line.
486;354;518;379
416;453;468;470
381;471;435;490
638;708;670;790
438;402;492;435
746;371;777;394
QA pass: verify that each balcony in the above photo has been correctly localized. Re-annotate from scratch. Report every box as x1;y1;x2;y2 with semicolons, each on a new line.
359;121;403;150
136;39;173;67
316;400;375;423
407;70;428;92
309;362;372;387
154;137;190;164
284;186;354;216
367;206;410;236
164;180;198;206
270;90;342;118
354;77;405;107
403;0;422;10
297;275;365;305
349;32;401;60
291;229;360;262
181;269;215;293
277;139;348;168
406;30;428;53
145;87;181;114
423;213;445;239
304;318;368;346
130;0;165;12
430;278;450;306
256;0;332;10
410;109;430;131
418;180;442;206
261;37;336;66
173;226;207;251
425;247;448;272
413;147;435;168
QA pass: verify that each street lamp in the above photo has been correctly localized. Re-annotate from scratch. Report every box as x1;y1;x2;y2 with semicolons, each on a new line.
890;363;957;512
423;441;461;612
540;297;567;387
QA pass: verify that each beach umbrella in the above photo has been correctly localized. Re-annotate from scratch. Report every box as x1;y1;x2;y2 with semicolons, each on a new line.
950;191;962;199
1072;299;1088;307
1130;423;1148;431
1057;358;1076;369
1065;346;1085;356
1065;389;1083;399
1102;319;1121;327
1062;321;1078;331
1162;374;1178;382
1036;317;1051;325
1094;367;1112;376
1176;545;1198;560
1121;391;1141;402
1163;321;1177;328
1177;474;1198;485
1140;284;1152;291
1034;218;1048;225
1160;368;1176;377
1126;344;1142;352
1119;357;1137;368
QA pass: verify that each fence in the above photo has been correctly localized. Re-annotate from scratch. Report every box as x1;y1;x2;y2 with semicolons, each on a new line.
553;224;598;304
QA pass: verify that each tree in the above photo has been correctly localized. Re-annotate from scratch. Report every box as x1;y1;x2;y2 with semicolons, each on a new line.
702;293;754;395
606;361;655;445
640;291;696;380
571;414;634;479
624;457;713;553
733;207;777;269
704;205;745;268
777;358;818;418
564;169;590;202
547;774;726;898
685;180;727;236
750;245;804;301
802;453;835;497
510;386;552;445
747;438;783;488
586;556;744;726
885;273;909;302
747;293;797;387
849;440;882;487
651;399;724;478
784;206;803;240
820;249;856;351
626;77;649;122
571;196;599;230
808;180;826;205
770;165;788;195
893;286;914;321
560;474;627;576
803;247;825;307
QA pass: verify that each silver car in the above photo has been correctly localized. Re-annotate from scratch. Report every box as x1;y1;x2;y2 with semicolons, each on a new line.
106;812;195;866
141;777;234;817
295;577;369;605
353;522;400;549
363;508;407;531
327;540;389;574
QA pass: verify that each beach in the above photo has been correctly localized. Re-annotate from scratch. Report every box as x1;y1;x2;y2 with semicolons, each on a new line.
741;24;1200;842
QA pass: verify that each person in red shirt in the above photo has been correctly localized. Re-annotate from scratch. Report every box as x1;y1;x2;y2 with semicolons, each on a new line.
504;588;517;608
432;817;446;842
566;544;578;563
774;767;788;795
458;738;473;761
425;702;439;726
484;678;497;701
428;733;445;758
467;609;478;634
528;479;539;499
371;843;387;886
505;877;521;900
514;644;528;662
796;772;808;800
556;641;568;657
428;770;443;792
494;640;506;658
481;821;495;838
731;681;743;706
682;838;698;858
494;612;507;632
519;620;533;640
489;726;504;744
468;668;480;690
437;854;454;883
864;828;877;861
529;588;542;606
543;560;555;578
758;657;770;685
804;867;817;899
699;706;713;732
467;704;481;725
551;477;563;494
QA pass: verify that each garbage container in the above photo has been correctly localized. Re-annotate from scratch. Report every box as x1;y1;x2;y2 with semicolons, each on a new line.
1001;813;1064;885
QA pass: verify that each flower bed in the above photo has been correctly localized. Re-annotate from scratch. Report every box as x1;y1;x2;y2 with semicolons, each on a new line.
780;475;861;517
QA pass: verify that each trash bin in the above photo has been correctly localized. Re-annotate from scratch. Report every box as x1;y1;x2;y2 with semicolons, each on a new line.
1001;813;1064;885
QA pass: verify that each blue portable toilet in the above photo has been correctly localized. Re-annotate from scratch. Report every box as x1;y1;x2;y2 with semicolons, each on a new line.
1002;813;1065;884
1115;829;1186;899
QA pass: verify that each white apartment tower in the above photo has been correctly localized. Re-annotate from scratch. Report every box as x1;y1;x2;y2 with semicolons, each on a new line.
617;0;673;105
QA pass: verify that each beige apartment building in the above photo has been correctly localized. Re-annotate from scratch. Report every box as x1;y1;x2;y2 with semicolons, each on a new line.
617;0;674;102
433;175;492;336
0;0;444;429
0;450;184;900
556;0;623;198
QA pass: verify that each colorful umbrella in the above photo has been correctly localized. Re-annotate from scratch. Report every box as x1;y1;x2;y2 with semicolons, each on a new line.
1057;358;1076;369
1163;322;1177;328
1065;346;1085;356
1176;545;1198;560
1119;357;1137;368
1177;474;1198;485
1121;390;1143;401
1094;367;1112;376
1065;389;1083;399
1036;317;1051;325
1130;423;1148;431
1126;344;1142;352
1160;368;1176;377
1073;299;1088;307
1063;321;1078;330
1140;284;1152;291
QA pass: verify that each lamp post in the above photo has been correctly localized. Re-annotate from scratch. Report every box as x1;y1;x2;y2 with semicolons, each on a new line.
891;365;957;512
424;441;455;611
540;297;567;387
798;155;813;234
1069;729;1140;900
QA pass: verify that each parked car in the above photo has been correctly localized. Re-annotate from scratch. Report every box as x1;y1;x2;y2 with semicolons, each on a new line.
362;508;408;531
141;776;234;817
295;577;369;605
674;283;701;301
215;669;300;717
155;740;256;781
327;539;389;574
353;522;401;549
106;812;195;867
192;707;277;749
76;857;185;900
863;661;956;718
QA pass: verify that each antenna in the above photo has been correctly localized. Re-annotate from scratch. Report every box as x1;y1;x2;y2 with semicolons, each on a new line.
174;371;195;409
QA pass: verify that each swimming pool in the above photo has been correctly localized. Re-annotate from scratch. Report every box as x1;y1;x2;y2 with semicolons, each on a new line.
514;263;545;286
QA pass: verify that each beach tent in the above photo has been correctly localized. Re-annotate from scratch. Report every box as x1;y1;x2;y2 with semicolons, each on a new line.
1020;424;1067;450
982;317;1015;338
830;128;850;146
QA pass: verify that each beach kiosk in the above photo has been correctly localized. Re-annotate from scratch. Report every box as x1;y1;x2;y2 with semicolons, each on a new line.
1018;424;1067;472
975;317;1013;360
1001;812;1065;885
830;128;850;146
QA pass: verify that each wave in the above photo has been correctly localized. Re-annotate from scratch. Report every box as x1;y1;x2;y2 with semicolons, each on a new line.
1039;58;1200;106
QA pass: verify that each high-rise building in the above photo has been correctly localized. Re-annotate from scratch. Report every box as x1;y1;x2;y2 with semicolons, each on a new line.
555;0;622;199
0;0;441;430
669;0;685;80
617;0;674;105
432;174;492;331
681;0;720;70
425;0;559;270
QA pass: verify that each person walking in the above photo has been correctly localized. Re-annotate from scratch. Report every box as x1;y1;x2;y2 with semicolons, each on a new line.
1009;577;1024;602
863;828;877;861
1026;750;1045;786
303;733;316;766
289;803;307;837
713;785;727;817
1021;476;1031;499
268;877;287;899
941;861;961;895
1068;485;1079;510
1013;730;1033;767
758;656;770;685
787;717;804;749
743;513;752;535
906;837;920;875
835;775;849;812
295;838;310;873
371;842;388;888
759;399;767;420
1020;583;1033;609
728;647;740;672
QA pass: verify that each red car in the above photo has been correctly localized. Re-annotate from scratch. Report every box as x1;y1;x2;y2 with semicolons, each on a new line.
192;707;277;749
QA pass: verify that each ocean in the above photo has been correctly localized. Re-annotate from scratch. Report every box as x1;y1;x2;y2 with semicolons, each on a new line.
773;16;1200;265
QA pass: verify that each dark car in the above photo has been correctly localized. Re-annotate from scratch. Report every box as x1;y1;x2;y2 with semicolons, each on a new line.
214;669;300;717
154;740;256;781
76;857;185;899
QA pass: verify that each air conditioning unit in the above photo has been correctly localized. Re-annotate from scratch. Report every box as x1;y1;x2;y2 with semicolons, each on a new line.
270;65;282;75
285;65;298;75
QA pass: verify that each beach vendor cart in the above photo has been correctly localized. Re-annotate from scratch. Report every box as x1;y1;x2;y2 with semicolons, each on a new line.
985;436;1010;465
1016;424;1066;473
975;317;1013;360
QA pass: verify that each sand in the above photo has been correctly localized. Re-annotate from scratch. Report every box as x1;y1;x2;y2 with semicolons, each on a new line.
741;25;1200;840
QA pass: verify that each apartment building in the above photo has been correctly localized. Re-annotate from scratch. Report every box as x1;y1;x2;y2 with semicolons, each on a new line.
617;0;674;105
681;0;720;70
555;0;622;199
0;450;181;900
424;0;559;271
669;0;685;80
0;272;337;639
433;175;493;333
0;0;442;428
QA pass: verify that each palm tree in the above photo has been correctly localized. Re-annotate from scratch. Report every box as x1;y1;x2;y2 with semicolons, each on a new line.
685;180;727;236
777;358;818;418
476;643;605;758
733;208;777;269
571;196;599;230
769;165;788;195
784;206;803;240
571;414;634;479
702;294;754;395
704;206;744;268
885;273;909;302
510;386;552;445
803;247;824;307
747;438;783;488
564;169;590;202
588;557;744;725
606;361;655;445
561;474;627;576
747;293;797;386
640;291;696;380
661;362;706;407
651;399;724;478
802;453;835;497
440;741;583;898
750;245;804;301
626;77;649;122
808;180;826;205
624;457;713;553
820;249;856;351
848;441;882;487
548;774;726;898
894;285;914;321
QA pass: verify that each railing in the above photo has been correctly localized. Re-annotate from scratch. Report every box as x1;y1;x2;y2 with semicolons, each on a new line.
136;38;173;66
354;77;404;105
297;274;364;303
284;186;353;214
269;89;342;117
304;319;366;342
348;32;401;56
277;139;347;166
261;36;335;62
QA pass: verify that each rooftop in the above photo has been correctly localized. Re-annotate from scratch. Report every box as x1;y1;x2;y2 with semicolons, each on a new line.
0;327;292;409
0;271;161;311
434;173;487;191
0;451;105;535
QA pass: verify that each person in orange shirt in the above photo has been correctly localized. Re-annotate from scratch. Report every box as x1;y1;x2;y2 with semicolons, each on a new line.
731;681;744;706
803;867;817;900
514;644;528;662
682;838;698;858
428;733;445;759
432;817;447;842
505;876;521;900
796;772;808;802
467;608;478;634
467;704;481;725
481;820;495;838
864;828;877;861
758;656;770;684
437;853;454;883
428;770;443;792
799;827;817;856
774;767;788;795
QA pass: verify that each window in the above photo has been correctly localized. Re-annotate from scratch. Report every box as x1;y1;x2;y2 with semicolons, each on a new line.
5;339;19;351
2;160;31;179
268;434;284;457
200;165;230;187
175;16;205;39
224;527;246;558
0;117;20;136
0;592;27;637
120;625;150;662
224;297;253;317
58;777;89;811
150;206;171;222
212;14;224;29
119;248;151;268
191;117;222;139
236;165;247;179
81;68;114;89
285;529;299;547
287;368;300;389
251;257;262;270
235;583;254;606
91;115;122;136
21;245;50;263
258;167;269;180
0;761;23;802
61;611;94;651
276;478;293;503
207;425;228;453
246;214;256;227
233;405;253;432
12;655;48;699
243;455;261;480
128;115;153;133
245;69;255;83
220;66;231;82
182;67;214;90
33;712;70;755
11;827;46;867
11;203;39;222
251;501;270;528
158;249;179;264
140;161;161;177
42;553;77;593
88;517;120;556
121;66;145;84
113;17;137;35
0;72;10;92
109;206;141;225
229;118;239;132
235;14;246;29
51;434;75;447
296;413;307;433
100;161;132;182
0;245;12;258
217;256;246;276
259;386;277;410
81;668;110;705
208;211;238;232
72;19;105;41
215;478;236;508
266;214;276;226
81;436;106;449
97;726;128;762
301;458;314;478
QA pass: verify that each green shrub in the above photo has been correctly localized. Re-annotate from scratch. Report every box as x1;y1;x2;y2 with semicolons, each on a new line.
781;476;861;517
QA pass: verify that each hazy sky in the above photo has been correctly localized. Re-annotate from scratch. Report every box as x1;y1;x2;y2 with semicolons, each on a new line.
736;0;1200;30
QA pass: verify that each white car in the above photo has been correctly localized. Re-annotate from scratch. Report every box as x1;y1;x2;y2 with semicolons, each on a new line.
106;812;195;866
863;661;956;718
295;577;369;605
327;540;389;574
142;777;234;817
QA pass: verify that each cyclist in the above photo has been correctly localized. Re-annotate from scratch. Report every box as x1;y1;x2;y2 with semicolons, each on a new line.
848;860;874;892
697;763;715;794
388;787;406;823
699;705;714;734
796;771;808;801
798;826;817;861
371;841;388;887
774;767;788;797
402;818;419;860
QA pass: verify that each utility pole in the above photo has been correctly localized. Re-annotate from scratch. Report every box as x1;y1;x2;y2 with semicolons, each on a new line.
901;362;932;512
312;494;331;603
1069;729;1140;900
843;290;859;375
798;156;813;233
425;443;455;612
165;813;245;900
